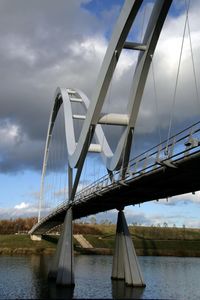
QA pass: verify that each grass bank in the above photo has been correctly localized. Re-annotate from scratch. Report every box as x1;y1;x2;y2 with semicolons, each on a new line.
1;224;200;257
74;224;200;256
82;234;200;257
0;234;56;255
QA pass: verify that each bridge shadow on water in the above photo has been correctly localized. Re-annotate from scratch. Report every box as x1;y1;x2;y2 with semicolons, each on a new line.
47;282;75;299
46;279;145;299
31;254;146;299
31;254;74;299
112;280;145;299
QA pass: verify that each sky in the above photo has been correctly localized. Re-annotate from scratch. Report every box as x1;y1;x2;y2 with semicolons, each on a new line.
0;0;200;228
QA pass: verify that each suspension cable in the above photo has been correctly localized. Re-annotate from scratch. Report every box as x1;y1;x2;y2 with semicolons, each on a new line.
152;58;162;144
96;46;115;181
185;0;200;109
166;2;189;152
140;3;147;43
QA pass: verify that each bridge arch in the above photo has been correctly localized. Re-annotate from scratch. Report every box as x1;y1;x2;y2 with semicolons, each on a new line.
40;0;173;212
32;0;200;288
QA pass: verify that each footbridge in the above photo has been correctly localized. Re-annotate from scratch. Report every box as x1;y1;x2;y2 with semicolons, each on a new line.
31;121;200;235
30;0;200;288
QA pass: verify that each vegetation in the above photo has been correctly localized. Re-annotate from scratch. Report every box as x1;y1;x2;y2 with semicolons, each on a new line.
74;223;200;257
73;223;200;241
0;217;37;234
1;219;200;257
0;234;56;255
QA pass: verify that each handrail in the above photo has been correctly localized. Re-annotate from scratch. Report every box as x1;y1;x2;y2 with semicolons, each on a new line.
38;121;200;222
74;121;200;200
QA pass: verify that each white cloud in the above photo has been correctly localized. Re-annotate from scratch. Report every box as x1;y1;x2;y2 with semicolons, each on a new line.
14;202;30;210
0;121;21;148
1;0;200;227
1;0;200;171
157;192;200;206
69;36;106;60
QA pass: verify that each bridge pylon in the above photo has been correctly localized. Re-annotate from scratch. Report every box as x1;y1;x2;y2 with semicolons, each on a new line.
48;207;75;286
112;210;145;287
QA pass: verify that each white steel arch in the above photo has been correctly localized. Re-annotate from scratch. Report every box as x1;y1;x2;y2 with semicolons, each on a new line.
39;0;173;219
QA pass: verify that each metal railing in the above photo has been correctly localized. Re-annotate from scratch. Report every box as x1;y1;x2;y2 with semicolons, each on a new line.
73;121;200;205
39;121;200;223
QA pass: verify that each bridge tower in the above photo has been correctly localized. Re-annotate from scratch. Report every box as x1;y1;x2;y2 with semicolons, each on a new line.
34;0;173;287
112;209;145;286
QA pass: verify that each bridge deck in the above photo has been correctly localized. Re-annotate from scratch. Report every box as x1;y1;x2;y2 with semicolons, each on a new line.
31;150;200;235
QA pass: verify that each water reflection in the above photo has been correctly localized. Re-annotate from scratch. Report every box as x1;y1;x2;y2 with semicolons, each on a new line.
32;255;75;299
1;255;200;299
112;280;145;299
47;282;74;299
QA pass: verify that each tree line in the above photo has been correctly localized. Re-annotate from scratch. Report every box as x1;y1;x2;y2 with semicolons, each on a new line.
0;217;37;234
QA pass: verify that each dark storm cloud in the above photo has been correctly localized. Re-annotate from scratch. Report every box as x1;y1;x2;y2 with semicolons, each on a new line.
0;0;200;174
0;0;109;172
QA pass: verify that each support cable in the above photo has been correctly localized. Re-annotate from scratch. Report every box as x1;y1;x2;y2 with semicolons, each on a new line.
83;152;88;191
152;59;162;145
185;0;200;109
140;3;147;43
166;3;189;153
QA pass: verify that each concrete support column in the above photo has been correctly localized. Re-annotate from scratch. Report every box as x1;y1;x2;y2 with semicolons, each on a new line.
56;207;74;286
112;210;145;287
48;231;64;279
48;207;74;286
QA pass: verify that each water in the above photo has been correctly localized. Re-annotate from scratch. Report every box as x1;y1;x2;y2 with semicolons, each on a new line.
0;255;200;299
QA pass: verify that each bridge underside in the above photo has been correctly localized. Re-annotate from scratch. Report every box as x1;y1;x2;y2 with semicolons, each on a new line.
32;152;200;235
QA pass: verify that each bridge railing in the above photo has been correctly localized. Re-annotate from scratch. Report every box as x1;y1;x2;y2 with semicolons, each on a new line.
38;121;200;222
73;121;200;205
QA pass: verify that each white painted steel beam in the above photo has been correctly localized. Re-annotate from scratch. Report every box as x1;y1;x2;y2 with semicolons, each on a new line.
73;114;86;120
123;41;147;51
88;144;101;153
70;98;82;103
99;113;129;126
67;0;143;170
38;0;173;219
73;113;129;126
66;89;76;94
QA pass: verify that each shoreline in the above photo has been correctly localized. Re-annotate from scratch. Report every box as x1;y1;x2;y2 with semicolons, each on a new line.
1;245;200;257
1;225;200;257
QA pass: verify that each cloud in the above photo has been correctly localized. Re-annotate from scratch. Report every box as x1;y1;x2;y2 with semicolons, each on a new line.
0;205;37;219
80;208;152;226
0;1;200;174
0;0;200;230
157;192;200;206
0;200;52;219
14;202;30;210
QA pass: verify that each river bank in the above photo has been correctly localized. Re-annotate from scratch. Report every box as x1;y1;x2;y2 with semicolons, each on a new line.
1;223;200;256
0;234;56;255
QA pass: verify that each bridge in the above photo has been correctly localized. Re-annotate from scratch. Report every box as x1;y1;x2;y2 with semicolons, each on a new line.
30;0;200;288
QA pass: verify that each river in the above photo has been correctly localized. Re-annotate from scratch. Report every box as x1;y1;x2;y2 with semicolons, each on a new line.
0;255;200;299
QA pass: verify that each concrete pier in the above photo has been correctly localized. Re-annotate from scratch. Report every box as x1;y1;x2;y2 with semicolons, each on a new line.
112;210;145;287
48;207;74;286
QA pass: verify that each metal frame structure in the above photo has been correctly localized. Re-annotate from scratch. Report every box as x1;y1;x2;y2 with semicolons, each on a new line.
32;119;200;235
38;0;172;221
31;0;191;287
